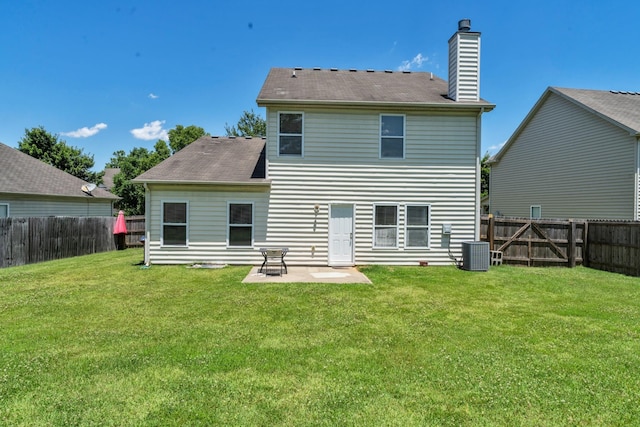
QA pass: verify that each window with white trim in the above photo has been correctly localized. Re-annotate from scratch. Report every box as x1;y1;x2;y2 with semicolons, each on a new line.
380;114;405;159
531;205;542;219
278;112;303;156
373;204;398;248
228;203;253;247
162;201;188;246
405;205;430;248
0;203;8;218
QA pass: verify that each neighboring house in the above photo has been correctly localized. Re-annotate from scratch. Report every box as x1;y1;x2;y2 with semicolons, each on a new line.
0;142;119;218
134;20;494;266
489;87;640;220
101;168;121;192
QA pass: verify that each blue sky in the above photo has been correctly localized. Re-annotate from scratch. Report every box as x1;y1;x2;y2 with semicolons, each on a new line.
1;1;639;173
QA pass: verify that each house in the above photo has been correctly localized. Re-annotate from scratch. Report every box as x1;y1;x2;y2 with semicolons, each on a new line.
0;142;119;218
489;87;640;220
133;20;494;266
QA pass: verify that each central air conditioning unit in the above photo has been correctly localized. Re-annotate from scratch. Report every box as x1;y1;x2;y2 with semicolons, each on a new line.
461;241;490;271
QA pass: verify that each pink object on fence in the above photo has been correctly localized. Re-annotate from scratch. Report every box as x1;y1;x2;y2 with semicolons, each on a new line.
114;210;127;234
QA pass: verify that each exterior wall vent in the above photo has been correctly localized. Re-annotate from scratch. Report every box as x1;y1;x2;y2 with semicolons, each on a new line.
461;241;489;271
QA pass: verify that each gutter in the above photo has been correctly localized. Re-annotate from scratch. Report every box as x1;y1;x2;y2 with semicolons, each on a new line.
131;179;272;187
257;98;496;112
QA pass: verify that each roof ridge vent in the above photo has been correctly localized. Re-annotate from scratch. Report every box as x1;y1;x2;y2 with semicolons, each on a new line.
349;68;357;72
330;68;338;71
313;67;321;70
366;69;374;73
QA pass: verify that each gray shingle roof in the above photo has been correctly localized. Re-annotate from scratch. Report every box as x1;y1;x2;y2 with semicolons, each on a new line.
256;67;494;109
551;87;640;134
0;142;119;199
133;136;267;184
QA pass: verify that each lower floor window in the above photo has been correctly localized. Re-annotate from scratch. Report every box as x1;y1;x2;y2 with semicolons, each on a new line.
374;204;398;248
162;202;188;246
405;205;430;248
0;203;8;218
229;203;253;247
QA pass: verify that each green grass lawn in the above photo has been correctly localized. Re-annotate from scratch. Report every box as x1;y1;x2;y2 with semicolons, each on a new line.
1;250;640;426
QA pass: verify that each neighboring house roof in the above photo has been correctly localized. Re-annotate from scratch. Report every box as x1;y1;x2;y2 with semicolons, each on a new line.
102;168;120;191
0;142;119;200
256;67;495;110
490;86;640;163
133;136;268;185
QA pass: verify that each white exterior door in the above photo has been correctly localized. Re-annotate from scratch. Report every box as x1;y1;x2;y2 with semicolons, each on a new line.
329;204;354;266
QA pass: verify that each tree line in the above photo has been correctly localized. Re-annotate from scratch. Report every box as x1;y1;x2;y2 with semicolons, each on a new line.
16;110;266;215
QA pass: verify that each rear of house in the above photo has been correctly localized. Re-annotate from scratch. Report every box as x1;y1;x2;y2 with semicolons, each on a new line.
135;20;494;266
489;87;640;220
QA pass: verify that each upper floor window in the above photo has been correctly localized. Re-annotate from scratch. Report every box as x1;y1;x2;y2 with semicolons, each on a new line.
380;114;405;159
373;204;398;248
162;201;188;247
228;202;253;247
278;112;303;156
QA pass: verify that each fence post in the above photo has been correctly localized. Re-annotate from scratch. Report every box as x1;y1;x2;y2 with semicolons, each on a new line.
488;214;495;251
568;220;576;268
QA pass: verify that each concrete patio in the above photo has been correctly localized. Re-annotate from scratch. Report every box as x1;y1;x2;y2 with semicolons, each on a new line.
242;266;372;284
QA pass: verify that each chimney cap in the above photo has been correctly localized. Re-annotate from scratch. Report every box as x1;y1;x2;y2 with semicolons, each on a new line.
458;19;471;32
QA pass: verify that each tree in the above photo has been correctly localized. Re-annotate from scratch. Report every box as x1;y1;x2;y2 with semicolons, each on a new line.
224;109;266;137
107;140;171;215
168;125;207;154
18;126;99;183
481;152;491;198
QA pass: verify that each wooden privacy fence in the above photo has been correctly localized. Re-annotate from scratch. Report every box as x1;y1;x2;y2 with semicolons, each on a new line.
0;217;116;268
586;221;640;276
480;216;586;267
125;215;145;247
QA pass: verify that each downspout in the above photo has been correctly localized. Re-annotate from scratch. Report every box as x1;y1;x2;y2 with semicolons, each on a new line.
635;136;640;221
144;183;151;266
475;108;485;241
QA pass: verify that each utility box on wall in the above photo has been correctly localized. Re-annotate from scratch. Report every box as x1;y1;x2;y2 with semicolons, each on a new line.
461;241;490;271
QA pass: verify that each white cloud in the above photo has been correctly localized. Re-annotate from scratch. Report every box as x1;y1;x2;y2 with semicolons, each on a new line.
148;93;159;99
130;120;168;141
398;53;427;71
487;141;507;153
61;123;107;138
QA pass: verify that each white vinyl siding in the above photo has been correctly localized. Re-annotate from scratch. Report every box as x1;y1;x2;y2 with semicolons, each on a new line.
448;32;480;102
145;107;482;266
491;92;636;219
263;107;479;266
145;185;270;265
0;194;113;217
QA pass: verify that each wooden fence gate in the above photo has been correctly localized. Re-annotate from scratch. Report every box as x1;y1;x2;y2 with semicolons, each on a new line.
480;216;586;267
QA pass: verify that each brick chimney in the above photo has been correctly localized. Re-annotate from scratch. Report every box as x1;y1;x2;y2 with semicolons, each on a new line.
448;19;481;101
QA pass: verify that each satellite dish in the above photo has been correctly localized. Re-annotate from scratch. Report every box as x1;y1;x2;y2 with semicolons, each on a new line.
81;183;97;195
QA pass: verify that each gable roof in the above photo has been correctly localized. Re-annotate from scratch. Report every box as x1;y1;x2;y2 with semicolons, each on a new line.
133;136;268;185
551;87;640;135
490;86;640;163
256;68;494;110
0;142;119;200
